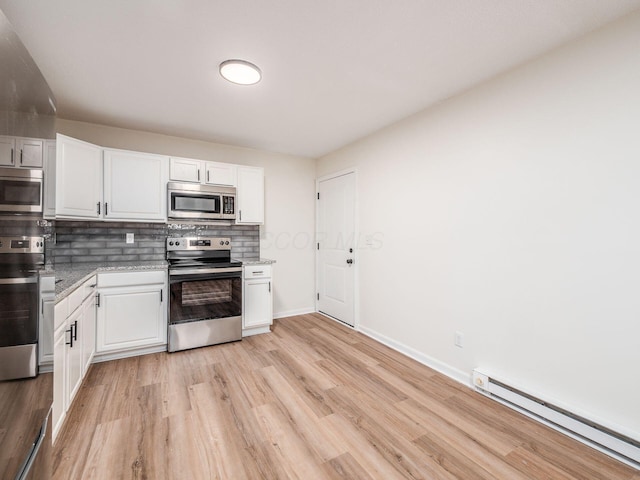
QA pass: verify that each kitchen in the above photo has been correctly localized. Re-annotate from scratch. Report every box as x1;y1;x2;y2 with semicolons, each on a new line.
2;1;640;478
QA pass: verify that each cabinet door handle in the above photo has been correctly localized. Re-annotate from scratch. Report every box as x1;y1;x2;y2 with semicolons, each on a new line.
41;299;44;314
269;281;271;293
96;293;100;307
207;171;210;183
66;327;74;348
105;202;108;216
160;290;163;303
73;320;78;341
197;170;200;182
20;149;24;165
239;210;242;222
97;202;101;215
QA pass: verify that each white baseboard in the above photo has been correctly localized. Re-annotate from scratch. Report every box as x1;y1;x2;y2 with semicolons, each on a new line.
273;306;315;319
357;325;471;387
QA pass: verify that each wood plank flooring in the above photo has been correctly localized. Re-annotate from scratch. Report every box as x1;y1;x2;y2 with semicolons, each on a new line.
53;313;639;479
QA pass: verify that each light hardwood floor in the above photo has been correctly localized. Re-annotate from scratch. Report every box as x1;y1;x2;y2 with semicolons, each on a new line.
53;313;639;479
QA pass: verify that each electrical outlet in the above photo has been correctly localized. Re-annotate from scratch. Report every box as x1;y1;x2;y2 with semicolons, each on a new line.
126;233;134;244
455;331;464;348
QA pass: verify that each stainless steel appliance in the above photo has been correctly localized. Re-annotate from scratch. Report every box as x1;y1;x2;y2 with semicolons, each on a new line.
0;236;45;381
1;9;54;479
167;182;236;222
0;235;51;480
0;168;44;214
167;236;242;352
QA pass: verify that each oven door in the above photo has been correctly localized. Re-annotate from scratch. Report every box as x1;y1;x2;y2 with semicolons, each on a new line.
0;276;39;380
0;169;43;214
169;268;242;325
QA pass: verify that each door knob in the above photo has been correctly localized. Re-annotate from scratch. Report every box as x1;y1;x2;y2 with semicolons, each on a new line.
346;259;353;264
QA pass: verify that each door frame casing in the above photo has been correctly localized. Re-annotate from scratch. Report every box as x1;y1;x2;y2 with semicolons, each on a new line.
315;167;359;329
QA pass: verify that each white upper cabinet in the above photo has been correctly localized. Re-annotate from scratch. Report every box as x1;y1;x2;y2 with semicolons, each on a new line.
56;134;169;222
17;138;44;167
205;161;236;186
169;157;236;186
43;139;56;219
0;136;44;168
55;134;102;219
236;166;264;224
169;157;201;183
0;136;16;166
103;149;168;221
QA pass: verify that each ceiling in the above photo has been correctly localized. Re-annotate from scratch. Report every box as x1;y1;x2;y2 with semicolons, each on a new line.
1;1;639;158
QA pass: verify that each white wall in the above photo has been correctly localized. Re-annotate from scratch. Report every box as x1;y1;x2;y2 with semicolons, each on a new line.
57;119;317;318
317;11;640;438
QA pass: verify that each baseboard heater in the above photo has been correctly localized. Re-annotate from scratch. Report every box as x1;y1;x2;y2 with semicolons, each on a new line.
472;369;640;468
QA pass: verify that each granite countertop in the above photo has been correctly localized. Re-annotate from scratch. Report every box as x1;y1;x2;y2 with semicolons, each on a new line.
237;258;276;265
53;260;168;302
52;258;274;302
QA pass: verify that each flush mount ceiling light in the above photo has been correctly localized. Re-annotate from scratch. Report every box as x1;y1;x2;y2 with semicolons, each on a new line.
219;59;262;85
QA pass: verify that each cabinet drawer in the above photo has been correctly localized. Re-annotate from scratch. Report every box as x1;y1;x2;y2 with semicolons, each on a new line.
98;270;166;287
82;275;97;298
244;265;271;278
68;276;96;314
54;297;68;330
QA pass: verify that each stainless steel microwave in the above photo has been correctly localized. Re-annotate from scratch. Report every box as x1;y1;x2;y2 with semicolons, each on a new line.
167;182;236;221
0;167;43;214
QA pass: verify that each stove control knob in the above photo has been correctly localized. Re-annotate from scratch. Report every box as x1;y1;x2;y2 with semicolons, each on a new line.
169;241;174;246
220;241;224;245
225;241;229;245
175;241;180;246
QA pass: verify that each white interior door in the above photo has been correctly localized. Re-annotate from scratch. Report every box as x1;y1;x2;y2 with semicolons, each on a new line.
317;171;356;326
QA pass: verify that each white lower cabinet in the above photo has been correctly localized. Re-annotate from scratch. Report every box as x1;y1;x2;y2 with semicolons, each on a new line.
96;271;167;358
38;274;56;370
242;265;273;336
66;306;84;403
53;275;97;442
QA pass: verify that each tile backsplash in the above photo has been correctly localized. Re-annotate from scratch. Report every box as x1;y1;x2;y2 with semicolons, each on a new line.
52;220;260;264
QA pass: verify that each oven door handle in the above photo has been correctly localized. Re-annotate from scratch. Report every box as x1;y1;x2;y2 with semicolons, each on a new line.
169;267;242;276
0;276;38;285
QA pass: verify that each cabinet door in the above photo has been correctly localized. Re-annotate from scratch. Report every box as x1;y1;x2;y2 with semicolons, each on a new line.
55;134;102;219
81;292;96;374
236;166;264;224
103;149;169;221
96;285;166;353
52;322;67;442
243;278;273;328
66;308;84;406
0;136;16;166
169;157;202;183
43;140;56;219
205;161;236;186
16;138;44;168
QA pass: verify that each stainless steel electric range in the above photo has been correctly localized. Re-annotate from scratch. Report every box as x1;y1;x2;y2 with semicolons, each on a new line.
166;237;242;352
